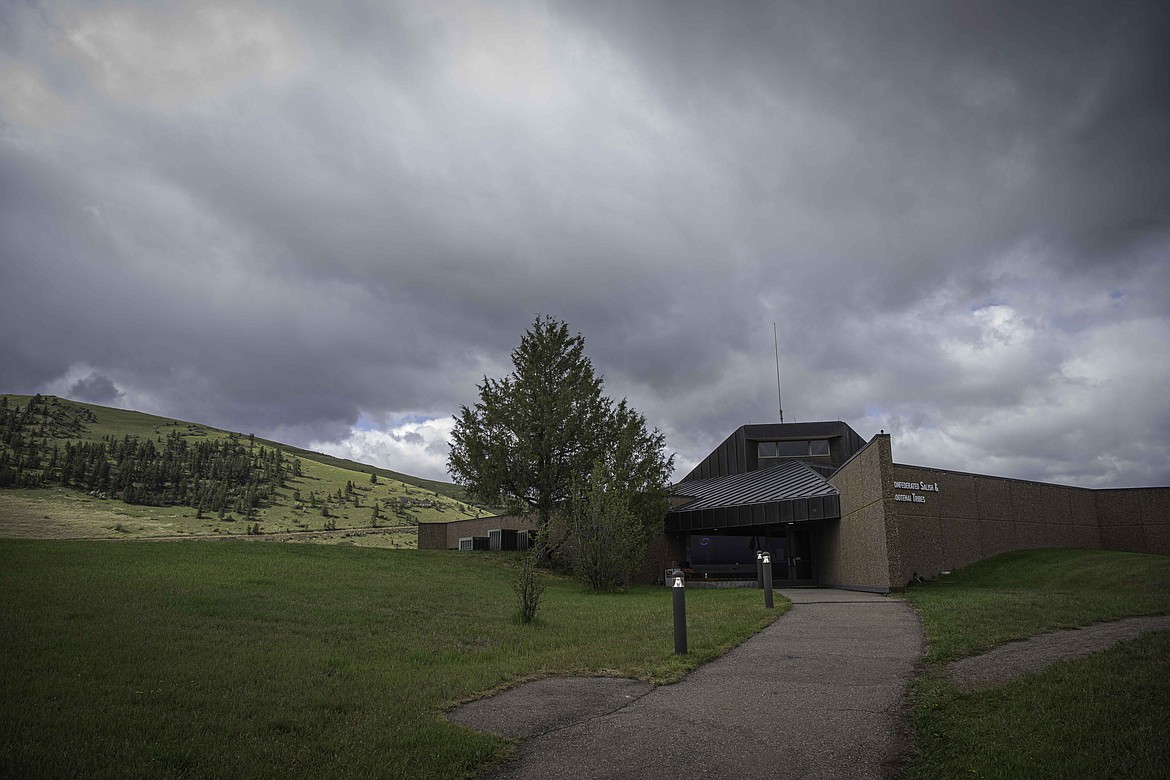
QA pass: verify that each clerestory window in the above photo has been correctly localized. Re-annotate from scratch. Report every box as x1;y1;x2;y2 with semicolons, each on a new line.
757;439;831;463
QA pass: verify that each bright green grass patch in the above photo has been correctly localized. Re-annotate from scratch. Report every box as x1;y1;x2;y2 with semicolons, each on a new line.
262;463;484;530
900;549;1170;662
0;540;782;780
907;630;1170;780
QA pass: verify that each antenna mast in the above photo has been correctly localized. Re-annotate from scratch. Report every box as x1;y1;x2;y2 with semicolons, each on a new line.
773;322;785;423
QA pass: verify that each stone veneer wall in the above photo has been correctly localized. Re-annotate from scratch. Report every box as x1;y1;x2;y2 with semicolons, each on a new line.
887;464;1170;587
824;434;896;591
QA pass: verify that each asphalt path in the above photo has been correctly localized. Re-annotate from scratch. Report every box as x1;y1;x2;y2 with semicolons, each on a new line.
450;588;923;780
946;613;1170;690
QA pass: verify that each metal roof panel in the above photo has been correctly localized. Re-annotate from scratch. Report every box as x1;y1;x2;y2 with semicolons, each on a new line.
669;459;838;512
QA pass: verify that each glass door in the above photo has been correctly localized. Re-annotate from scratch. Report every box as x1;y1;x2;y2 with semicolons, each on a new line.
786;525;816;585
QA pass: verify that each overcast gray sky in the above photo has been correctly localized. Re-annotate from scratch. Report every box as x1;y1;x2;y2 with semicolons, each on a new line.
2;0;1168;488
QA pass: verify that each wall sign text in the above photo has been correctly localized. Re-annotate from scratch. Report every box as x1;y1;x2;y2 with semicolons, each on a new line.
893;480;939;492
893;479;939;504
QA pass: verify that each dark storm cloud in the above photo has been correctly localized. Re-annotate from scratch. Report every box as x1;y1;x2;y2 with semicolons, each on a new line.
1;0;1167;486
68;373;123;404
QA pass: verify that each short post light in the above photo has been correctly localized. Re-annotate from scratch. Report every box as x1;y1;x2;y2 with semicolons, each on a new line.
756;549;765;589
672;569;688;655
762;552;774;609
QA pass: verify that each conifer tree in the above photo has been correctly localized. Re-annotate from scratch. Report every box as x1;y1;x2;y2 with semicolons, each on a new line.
448;316;673;558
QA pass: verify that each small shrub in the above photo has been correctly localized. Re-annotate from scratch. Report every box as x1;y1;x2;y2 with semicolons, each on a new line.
512;554;546;625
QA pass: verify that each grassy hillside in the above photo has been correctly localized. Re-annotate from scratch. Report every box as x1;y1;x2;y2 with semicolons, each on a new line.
0;394;489;541
0;540;782;780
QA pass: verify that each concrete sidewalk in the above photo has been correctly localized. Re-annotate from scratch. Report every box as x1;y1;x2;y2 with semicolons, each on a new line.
454;589;923;780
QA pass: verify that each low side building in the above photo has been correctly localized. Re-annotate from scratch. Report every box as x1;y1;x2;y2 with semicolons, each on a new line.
418;513;537;551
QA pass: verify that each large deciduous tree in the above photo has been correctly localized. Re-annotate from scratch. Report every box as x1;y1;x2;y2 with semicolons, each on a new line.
448;316;673;564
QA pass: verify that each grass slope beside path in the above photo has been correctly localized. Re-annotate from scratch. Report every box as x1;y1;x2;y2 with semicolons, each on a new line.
901;549;1170;780
900;548;1170;662
0;540;784;780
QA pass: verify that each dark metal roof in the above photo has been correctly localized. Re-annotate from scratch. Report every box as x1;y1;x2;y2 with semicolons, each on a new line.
666;453;842;533
670;459;838;512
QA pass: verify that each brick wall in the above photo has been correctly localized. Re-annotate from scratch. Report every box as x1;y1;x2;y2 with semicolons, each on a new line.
1096;487;1170;555
417;521;448;550
632;530;686;585
886;464;1170;587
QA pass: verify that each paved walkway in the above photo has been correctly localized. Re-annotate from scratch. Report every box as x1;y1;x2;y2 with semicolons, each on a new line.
946;614;1170;690
449;588;923;780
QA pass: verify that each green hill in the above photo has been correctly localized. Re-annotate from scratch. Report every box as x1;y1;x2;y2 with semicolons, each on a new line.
0;394;489;541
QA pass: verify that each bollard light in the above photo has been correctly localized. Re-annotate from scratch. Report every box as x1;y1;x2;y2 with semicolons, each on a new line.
672;569;688;655
762;552;774;609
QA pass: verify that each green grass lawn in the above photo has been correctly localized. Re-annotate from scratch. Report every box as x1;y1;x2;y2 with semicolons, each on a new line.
0;540;783;780
901;549;1170;779
910;631;1170;780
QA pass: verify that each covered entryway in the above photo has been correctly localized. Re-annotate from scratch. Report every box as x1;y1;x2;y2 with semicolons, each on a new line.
683;523;816;585
668;460;838;586
776;523;816;585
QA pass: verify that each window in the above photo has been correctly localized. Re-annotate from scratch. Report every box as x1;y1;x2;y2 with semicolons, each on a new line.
775;440;807;457
757;439;832;461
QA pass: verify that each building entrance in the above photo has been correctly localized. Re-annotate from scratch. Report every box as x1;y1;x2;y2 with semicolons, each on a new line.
773;525;816;586
685;525;816;585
